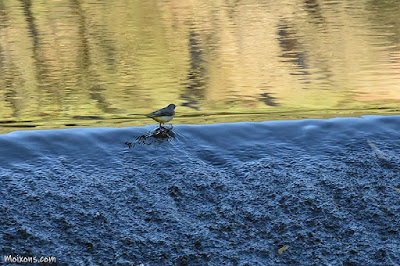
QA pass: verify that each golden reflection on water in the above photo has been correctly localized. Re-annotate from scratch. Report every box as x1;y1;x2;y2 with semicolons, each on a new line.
0;0;400;133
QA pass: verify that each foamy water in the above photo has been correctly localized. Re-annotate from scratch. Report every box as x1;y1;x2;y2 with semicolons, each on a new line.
1;116;399;265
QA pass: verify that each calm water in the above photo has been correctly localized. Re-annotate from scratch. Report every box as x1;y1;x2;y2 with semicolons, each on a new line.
1;0;400;133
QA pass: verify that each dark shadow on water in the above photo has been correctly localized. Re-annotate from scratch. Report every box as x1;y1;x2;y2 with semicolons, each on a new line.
125;126;175;148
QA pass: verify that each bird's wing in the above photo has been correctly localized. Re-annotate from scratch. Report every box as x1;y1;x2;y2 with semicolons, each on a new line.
148;107;163;117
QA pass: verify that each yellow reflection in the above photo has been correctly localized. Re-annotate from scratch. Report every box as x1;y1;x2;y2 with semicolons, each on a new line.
0;0;400;133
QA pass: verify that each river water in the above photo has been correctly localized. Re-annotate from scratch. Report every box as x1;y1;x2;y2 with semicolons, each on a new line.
1;1;400;265
1;0;400;133
1;116;400;264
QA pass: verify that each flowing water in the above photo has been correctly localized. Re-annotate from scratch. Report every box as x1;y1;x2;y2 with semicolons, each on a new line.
1;116;400;264
1;1;400;264
1;0;400;133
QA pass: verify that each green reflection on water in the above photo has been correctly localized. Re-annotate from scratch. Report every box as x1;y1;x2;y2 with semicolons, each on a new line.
0;0;400;133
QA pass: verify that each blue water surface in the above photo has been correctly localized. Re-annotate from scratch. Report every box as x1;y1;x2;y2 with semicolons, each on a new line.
1;116;399;265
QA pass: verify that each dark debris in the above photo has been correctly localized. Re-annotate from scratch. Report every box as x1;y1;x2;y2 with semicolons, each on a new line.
125;126;175;148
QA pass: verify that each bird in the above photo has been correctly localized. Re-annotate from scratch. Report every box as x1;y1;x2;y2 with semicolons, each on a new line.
147;104;176;127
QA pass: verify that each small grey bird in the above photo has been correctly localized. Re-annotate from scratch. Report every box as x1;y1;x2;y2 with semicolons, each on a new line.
147;104;176;127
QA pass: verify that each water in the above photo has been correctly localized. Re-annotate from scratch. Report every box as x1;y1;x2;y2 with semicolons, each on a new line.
1;1;400;264
1;0;400;133
1;116;400;264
